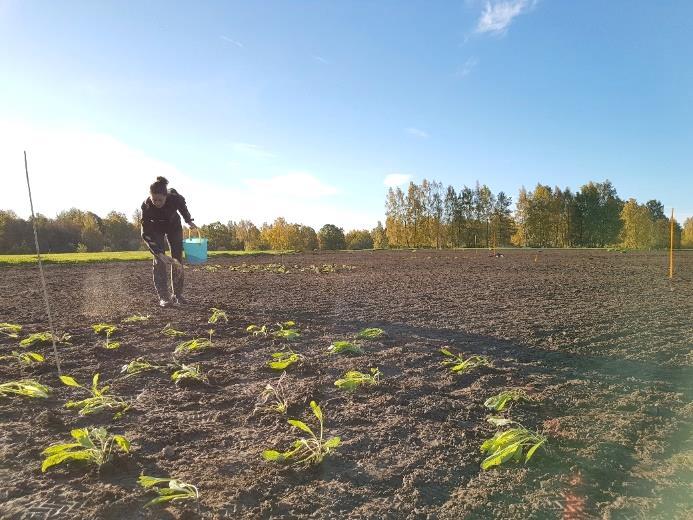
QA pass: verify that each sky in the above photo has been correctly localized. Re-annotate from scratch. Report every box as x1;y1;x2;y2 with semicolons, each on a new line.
0;0;691;230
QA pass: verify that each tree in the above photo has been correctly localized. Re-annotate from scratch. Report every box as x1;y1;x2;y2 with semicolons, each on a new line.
295;225;318;251
235;220;262;251
261;218;293;250
405;182;425;247
102;211;139;251
682;217;693;249
0;211;32;253
645;200;665;221
201;222;235;250
458;186;475;246
371;221;388;249
79;213;105;252
491;191;513;247
385;187;406;247
345;230;374;250
443;186;460;247
318;224;346;250
620;199;653;249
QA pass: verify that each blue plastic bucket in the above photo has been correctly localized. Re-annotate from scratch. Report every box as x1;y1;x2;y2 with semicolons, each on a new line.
183;230;208;264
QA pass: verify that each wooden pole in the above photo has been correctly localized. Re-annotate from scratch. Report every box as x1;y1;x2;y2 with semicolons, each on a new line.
669;208;674;279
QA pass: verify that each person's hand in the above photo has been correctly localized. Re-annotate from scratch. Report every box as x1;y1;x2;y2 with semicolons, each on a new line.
157;253;172;265
189;223;198;230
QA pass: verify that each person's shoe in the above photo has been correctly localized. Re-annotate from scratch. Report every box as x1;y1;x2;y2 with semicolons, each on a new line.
172;295;188;305
159;299;173;308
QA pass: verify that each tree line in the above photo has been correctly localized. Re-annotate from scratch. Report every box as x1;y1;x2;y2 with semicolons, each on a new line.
1;178;691;254
0;210;385;254
385;179;689;249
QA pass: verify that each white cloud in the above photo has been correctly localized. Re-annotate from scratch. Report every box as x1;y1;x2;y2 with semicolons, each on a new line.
456;57;479;77
220;35;243;48
406;127;429;139
313;56;329;65
476;0;536;35
0;120;378;231
230;142;275;159
384;173;413;187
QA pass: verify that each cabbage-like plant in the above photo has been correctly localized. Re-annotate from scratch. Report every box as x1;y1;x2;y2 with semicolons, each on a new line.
41;427;130;472
334;368;381;391
60;374;129;418
263;401;340;466
138;475;199;507
480;426;546;470
0;380;50;398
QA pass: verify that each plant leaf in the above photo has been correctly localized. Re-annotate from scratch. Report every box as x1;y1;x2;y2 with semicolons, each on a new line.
59;375;80;387
113;435;130;453
262;450;285;462
42;450;92;472
525;440;545;462
310;401;323;423
324;437;341;449
287;419;315;437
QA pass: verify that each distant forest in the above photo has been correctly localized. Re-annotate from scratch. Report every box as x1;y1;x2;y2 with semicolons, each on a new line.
1;180;691;254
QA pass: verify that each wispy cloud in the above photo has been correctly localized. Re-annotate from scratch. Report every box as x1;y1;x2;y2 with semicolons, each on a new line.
230;142;275;159
0;119;379;230
475;0;536;35
384;173;413;187
220;35;244;48
406;127;429;139
313;55;329;65
456;57;479;77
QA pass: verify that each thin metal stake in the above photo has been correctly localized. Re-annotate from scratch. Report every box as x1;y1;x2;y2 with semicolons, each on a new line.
24;151;62;376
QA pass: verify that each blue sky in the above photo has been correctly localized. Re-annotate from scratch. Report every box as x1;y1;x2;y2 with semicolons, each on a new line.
1;0;691;228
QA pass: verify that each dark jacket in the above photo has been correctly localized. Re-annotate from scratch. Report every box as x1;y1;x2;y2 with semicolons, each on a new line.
141;189;194;255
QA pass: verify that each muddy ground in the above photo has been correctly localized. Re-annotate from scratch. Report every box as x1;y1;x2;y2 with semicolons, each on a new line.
0;249;691;519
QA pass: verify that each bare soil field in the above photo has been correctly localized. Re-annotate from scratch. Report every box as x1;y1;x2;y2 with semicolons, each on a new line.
1;249;691;519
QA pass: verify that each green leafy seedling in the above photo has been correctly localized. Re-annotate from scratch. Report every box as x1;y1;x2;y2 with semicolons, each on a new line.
20;332;71;347
263;401;340;466
267;350;302;370
42;427;130;472
138;475;199;507
328;340;363;356
122;314;150;323
484;390;526;412
246;324;269;337
273;322;300;341
0;322;22;338
0;380;50;398
334;368;382;391
60;374;129;418
208;308;228;324
254;373;288;415
479;426;546;470
171;364;208;385
121;357;162;377
356;327;386;340
0;350;45;366
440;348;492;373
161;323;186;337
92;323;120;349
174;337;213;355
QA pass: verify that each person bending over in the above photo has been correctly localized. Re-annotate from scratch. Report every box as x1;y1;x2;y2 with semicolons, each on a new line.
140;176;197;307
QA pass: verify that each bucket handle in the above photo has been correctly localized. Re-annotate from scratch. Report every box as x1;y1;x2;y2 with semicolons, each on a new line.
187;228;202;240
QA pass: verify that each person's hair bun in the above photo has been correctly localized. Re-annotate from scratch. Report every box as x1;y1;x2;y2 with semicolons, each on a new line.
155;176;169;186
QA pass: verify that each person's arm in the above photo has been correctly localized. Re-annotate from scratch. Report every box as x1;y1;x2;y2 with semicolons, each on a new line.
175;193;196;228
140;204;165;256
